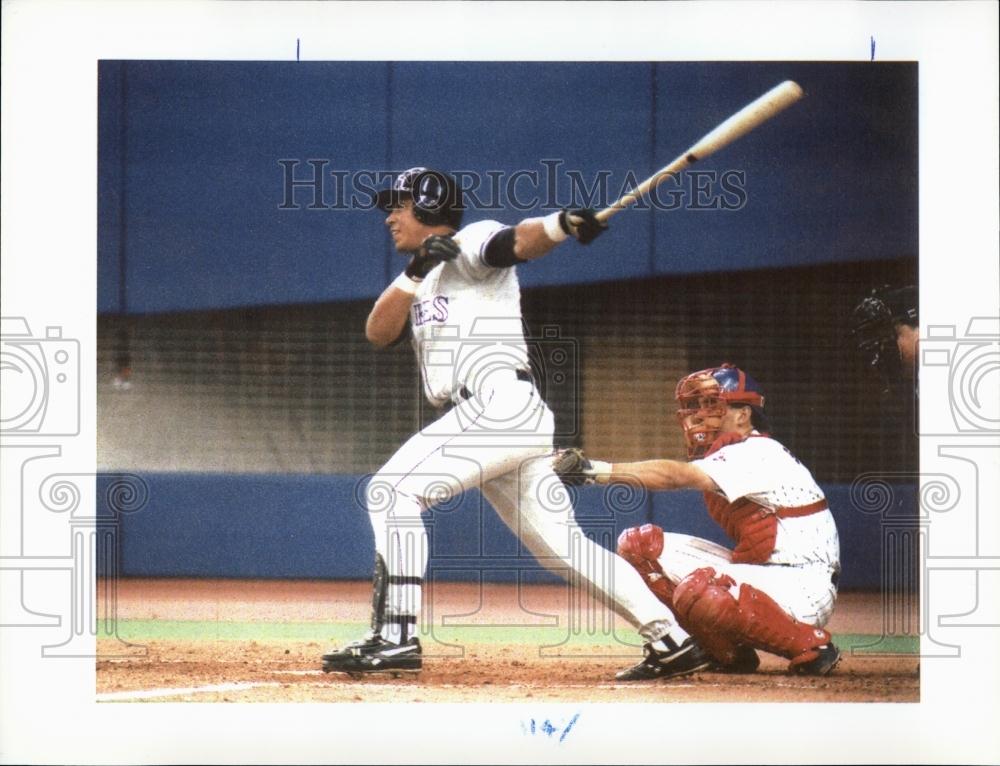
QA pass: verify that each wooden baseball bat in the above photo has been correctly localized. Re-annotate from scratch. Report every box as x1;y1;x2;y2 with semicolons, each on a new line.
596;80;804;222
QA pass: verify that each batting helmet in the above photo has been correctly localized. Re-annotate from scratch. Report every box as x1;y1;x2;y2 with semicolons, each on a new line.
374;167;464;229
675;364;769;459
850;284;918;389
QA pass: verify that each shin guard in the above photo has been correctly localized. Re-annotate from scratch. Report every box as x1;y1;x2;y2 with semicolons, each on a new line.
738;584;831;665
369;554;388;635
673;568;829;667
672;567;752;667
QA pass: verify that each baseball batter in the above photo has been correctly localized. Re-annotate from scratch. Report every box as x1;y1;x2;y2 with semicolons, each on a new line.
322;168;707;678
556;364;842;678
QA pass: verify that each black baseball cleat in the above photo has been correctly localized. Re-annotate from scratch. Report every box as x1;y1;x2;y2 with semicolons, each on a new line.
322;635;422;675
321;631;381;665
791;643;841;676
615;637;713;681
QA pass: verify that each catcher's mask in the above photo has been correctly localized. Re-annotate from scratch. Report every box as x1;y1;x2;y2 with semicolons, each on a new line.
849;285;918;393
675;363;768;459
374;167;464;229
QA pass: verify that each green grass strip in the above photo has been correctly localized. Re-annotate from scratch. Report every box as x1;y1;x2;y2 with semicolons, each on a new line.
108;620;919;654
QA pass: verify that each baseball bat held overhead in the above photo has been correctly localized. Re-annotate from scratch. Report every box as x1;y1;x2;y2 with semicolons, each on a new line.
596;80;804;222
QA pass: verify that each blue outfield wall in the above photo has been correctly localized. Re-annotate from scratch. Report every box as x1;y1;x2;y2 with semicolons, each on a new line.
99;61;917;314
97;474;917;589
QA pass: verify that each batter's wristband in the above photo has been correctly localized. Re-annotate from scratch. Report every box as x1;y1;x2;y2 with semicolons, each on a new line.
392;272;421;295
542;211;569;243
591;460;612;484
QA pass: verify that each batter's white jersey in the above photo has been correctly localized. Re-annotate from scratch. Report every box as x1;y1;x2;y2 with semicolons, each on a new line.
367;218;682;644
693;433;841;569
409;220;530;407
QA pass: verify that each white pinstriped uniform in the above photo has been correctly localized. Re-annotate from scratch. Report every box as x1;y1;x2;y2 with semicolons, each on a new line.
368;220;683;644
657;434;841;626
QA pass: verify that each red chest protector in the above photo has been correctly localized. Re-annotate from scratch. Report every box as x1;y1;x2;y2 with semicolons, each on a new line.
701;432;777;564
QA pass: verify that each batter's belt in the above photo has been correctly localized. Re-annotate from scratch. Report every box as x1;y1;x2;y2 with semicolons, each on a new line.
437;368;534;415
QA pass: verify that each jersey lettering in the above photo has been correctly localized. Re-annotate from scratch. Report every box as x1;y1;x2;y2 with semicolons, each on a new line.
411;295;449;327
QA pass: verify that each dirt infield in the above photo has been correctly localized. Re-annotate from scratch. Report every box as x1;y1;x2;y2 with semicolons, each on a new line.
96;579;919;703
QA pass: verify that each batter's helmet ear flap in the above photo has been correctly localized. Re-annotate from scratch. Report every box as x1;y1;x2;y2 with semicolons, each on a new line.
374;167;464;229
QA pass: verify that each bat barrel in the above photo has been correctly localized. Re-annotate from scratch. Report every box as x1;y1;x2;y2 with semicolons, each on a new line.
596;80;803;223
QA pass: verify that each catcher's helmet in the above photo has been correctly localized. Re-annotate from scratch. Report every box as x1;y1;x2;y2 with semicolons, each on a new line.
675;363;769;459
374;167;464;229
850;284;918;390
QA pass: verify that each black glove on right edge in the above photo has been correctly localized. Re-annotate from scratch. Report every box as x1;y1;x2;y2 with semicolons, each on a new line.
559;208;608;245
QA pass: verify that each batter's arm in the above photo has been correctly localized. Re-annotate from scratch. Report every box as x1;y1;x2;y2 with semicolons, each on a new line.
489;209;607;264
365;283;411;348
367;235;460;346
510;218;563;261
604;458;719;492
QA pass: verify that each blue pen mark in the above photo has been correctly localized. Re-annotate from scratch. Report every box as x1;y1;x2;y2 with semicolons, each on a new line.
522;713;580;744
870;36;875;61
559;713;580;743
297;38;300;61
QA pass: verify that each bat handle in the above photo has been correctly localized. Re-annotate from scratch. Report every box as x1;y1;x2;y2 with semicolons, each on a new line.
594;202;626;223
596;155;693;223
596;190;646;223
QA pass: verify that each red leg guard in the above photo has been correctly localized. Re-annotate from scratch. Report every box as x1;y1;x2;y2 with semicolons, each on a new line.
617;523;664;565
736;584;831;666
673;569;828;670
672;567;752;667
616;524;675;607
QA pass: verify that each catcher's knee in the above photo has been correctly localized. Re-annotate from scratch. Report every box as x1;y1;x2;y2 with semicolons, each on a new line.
616;523;664;567
672;567;740;634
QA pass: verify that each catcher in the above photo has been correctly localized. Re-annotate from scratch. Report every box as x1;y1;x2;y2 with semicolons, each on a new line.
554;363;842;678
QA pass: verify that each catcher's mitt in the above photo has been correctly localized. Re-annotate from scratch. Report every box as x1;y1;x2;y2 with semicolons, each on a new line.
552;447;595;486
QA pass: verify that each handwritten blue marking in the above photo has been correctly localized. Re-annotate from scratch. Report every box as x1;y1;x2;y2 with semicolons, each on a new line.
559;713;580;743
870;36;875;61
522;713;581;743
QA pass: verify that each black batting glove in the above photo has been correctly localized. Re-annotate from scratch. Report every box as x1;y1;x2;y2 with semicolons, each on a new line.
405;235;461;280
552;448;595;486
559;208;607;245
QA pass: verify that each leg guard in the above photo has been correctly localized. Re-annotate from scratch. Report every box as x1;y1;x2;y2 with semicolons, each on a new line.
617;524;676;606
617;523;664;565
673;568;831;667
738;584;832;668
368;553;388;636
672;567;754;667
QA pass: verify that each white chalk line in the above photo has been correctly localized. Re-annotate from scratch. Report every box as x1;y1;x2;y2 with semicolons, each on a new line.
97;681;281;702
273;671;745;691
99;670;831;701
